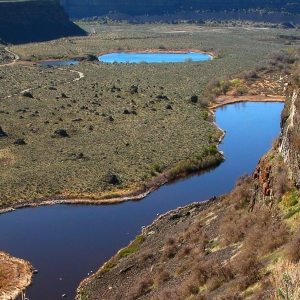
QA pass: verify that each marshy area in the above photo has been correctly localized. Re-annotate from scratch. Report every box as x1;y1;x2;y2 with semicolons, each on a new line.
0;25;299;206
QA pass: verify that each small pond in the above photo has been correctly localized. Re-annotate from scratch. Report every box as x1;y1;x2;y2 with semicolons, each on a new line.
98;51;213;63
39;60;79;66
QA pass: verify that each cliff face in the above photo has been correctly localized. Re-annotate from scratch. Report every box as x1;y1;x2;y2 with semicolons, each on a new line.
279;79;300;189
252;78;300;204
0;1;86;44
75;73;300;300
60;0;300;19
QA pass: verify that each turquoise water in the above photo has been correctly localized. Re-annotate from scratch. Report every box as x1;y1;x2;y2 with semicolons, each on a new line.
39;60;79;66
98;51;213;63
1;102;283;300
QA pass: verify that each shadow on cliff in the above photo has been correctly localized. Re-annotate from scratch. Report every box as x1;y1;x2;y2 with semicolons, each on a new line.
0;1;87;45
0;22;87;45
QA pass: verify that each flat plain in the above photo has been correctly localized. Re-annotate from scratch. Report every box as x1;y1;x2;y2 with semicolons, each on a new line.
1;25;299;205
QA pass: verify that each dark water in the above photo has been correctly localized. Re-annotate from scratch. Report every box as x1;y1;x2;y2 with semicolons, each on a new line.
98;51;212;63
0;102;283;299
39;60;79;66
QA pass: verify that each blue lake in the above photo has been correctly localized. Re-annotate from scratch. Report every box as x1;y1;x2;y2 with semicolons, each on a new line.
98;51;213;63
39;60;79;66
0;102;284;300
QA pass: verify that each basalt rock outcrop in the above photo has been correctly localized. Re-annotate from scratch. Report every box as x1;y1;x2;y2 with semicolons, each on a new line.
0;0;86;44
279;76;300;189
252;74;300;203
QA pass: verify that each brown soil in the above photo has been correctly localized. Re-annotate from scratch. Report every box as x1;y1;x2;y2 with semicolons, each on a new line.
76;197;230;300
209;94;285;110
0;252;33;300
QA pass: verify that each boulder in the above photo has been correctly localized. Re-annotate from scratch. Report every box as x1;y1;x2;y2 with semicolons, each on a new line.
106;173;120;185
0;126;7;137
190;95;198;103
52;129;69;138
14;138;26;145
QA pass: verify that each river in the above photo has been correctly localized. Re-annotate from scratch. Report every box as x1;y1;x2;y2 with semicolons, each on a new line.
0;102;284;299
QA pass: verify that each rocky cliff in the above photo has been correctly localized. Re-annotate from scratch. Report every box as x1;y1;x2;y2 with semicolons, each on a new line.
76;73;300;300
60;0;300;19
252;76;300;205
279;76;300;189
0;0;86;44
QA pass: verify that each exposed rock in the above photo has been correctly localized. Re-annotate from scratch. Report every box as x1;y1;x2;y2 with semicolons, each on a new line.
130;85;138;94
0;251;33;300
0;126;8;137
156;94;168;100
13;138;26;145
0;0;87;44
22;91;33;98
86;54;98;61
52;129;70;138
190;95;198;103
279;81;300;188
77;153;84;159
106;173;120;185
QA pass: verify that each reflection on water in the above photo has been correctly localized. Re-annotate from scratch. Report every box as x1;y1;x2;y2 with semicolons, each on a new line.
1;102;284;300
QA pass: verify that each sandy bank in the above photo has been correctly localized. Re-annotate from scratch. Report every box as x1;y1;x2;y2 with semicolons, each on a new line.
0;252;33;300
209;94;285;110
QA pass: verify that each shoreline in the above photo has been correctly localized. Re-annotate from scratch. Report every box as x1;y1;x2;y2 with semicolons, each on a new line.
24;48;215;64
0;252;33;300
97;48;215;57
209;94;285;110
0;96;284;215
0;153;223;214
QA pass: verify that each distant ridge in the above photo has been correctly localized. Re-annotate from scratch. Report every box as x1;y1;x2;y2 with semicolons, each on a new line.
0;0;86;45
59;0;300;19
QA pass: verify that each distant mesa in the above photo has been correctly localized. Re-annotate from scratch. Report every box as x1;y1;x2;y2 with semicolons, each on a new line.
0;0;87;44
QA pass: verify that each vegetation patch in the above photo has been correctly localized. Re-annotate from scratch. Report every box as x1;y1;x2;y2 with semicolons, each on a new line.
0;26;299;206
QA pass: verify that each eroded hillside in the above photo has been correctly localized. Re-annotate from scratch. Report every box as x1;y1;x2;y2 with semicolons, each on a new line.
76;75;300;300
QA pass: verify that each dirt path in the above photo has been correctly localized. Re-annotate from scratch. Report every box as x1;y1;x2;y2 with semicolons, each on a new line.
0;47;20;66
0;64;85;100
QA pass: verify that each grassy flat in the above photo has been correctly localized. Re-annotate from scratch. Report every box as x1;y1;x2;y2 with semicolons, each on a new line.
0;25;298;205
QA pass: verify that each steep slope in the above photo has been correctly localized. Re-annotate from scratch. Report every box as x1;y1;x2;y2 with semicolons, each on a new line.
0;0;86;44
76;76;300;300
279;75;300;189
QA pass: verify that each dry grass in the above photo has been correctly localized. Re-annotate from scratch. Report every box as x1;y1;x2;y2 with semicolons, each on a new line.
2;25;295;205
269;260;300;300
0;252;33;299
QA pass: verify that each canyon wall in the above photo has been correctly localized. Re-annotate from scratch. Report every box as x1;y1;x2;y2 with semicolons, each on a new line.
0;0;86;44
59;0;300;19
252;77;300;204
279;78;300;189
